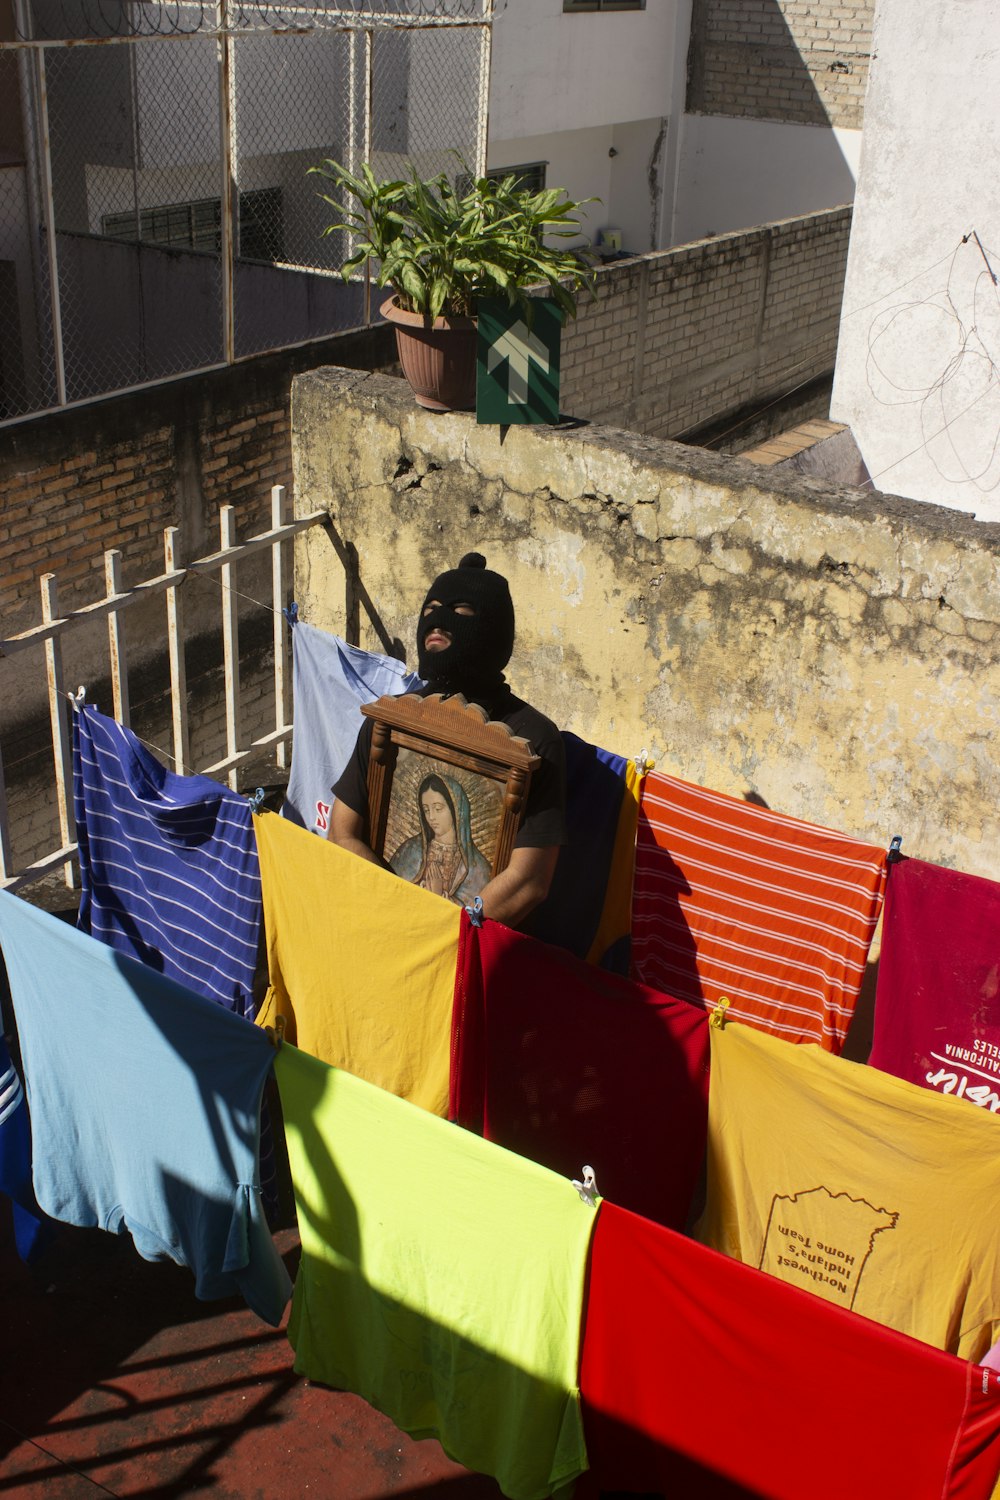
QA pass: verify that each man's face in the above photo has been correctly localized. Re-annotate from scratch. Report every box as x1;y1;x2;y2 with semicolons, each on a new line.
421;598;475;653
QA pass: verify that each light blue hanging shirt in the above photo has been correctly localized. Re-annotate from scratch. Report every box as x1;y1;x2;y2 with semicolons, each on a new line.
283;621;422;834
0;890;291;1325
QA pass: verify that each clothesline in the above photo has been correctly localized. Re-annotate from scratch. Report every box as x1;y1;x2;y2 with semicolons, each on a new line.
5;623;1000;1499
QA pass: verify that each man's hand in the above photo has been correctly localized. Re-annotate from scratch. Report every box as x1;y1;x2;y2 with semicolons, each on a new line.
327;798;392;871
477;845;559;929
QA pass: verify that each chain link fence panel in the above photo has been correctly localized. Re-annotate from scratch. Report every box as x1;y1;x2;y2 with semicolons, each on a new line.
2;2;489;421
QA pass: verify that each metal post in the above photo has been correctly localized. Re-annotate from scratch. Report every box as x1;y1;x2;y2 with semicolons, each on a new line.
474;17;491;177
217;0;236;365
164;527;190;776
32;44;67;406
219;504;241;791
41;573;75;887
363;28;373;326
0;733;13;883
104;549;130;727
270;485;292;771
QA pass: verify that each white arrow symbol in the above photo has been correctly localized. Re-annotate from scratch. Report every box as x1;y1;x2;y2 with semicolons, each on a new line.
486;320;550;404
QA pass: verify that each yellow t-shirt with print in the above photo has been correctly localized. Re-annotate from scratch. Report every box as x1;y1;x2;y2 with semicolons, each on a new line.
697;1021;1000;1361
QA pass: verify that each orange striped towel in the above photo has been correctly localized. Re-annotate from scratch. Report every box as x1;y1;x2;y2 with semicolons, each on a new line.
631;772;887;1051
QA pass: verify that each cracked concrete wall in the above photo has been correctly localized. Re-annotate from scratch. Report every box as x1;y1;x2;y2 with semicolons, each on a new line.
292;366;1000;881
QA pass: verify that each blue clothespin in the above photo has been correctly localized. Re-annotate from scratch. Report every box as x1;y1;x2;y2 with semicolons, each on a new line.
247;787;267;814
464;896;485;928
887;834;903;865
283;601;299;628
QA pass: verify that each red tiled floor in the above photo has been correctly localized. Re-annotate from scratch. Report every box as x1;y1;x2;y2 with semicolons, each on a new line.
1;1217;504;1499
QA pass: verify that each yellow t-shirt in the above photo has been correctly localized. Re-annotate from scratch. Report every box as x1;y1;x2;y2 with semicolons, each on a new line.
253;811;459;1115
586;759;643;968
696;1021;1000;1361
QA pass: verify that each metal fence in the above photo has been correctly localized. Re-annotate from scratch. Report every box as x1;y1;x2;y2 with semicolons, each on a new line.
0;484;328;892
0;0;491;422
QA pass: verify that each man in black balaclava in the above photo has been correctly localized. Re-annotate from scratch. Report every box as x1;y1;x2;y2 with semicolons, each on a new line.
329;554;567;930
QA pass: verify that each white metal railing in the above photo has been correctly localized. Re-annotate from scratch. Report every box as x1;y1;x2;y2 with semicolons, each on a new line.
0;485;328;893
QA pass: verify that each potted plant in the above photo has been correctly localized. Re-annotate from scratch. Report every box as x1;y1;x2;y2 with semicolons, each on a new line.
309;158;596;411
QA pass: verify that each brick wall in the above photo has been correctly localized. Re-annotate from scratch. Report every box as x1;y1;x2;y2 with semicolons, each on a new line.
561;205;851;440
686;0;874;129
1;326;390;648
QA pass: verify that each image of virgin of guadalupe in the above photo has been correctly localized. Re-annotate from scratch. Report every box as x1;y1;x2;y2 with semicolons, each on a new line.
389;771;492;906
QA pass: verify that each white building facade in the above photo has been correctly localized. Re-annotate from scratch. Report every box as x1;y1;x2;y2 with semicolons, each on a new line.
488;0;873;256
830;0;1000;521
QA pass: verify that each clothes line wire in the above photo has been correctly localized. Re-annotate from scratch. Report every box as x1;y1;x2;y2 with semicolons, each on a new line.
839;241;969;323
0;1417;122;1496
671;347;834;446
860;377;998;490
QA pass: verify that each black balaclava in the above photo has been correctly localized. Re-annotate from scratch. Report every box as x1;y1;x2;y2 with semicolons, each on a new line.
416;552;515;697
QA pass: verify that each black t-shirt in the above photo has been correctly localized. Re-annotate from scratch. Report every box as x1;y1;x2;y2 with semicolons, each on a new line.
332;686;568;849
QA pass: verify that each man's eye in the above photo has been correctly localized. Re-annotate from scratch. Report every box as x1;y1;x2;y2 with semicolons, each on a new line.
454;604;475;617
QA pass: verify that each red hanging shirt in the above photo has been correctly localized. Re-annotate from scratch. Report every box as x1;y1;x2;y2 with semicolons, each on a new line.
451;912;709;1231
580;1200;1000;1500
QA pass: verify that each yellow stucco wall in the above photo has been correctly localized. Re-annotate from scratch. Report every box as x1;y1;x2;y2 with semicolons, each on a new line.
292;367;1000;881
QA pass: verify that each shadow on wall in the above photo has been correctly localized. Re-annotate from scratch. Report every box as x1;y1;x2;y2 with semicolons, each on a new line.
677;0;866;241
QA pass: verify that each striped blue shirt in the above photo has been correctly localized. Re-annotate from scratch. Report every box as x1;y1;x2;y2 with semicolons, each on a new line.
72;704;262;1018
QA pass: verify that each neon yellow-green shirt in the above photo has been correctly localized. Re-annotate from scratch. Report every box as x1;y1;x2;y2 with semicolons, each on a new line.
275;1044;597;1500
697;1021;1000;1361
254;811;458;1114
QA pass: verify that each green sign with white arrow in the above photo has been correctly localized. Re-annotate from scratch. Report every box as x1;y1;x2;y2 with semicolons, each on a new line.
476;298;563;424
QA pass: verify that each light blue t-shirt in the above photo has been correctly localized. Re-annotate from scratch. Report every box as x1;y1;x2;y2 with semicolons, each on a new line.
0;890;290;1325
283;621;422;834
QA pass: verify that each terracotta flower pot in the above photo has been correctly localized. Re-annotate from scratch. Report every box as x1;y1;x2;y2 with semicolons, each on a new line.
381;296;478;412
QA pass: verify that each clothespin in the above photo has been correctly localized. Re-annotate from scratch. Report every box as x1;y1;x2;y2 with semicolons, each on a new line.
264;1014;286;1051
67;685;87;707
634;747;655;776
282;601;299;628
571;1165;599;1208
887;834;903;865
709;996;731;1030
247;787;267;814
464;896;485;928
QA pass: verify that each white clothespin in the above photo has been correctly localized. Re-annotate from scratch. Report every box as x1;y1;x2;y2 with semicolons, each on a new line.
571;1165;599;1208
67;685;87;708
634;747;655;776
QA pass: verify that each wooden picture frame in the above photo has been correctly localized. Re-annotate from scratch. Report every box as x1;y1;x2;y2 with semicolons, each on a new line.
361;693;541;906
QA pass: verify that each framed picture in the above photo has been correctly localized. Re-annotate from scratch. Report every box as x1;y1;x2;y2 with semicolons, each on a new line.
361;693;541;906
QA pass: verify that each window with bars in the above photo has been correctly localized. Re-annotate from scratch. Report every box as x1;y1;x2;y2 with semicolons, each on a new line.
485;161;547;194
457;162;548;197
102;188;283;263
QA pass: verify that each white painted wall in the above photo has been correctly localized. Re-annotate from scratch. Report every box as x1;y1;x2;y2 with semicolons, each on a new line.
489;0;679;142
489;117;670;254
488;124;610;248
672;115;860;243
830;0;1000;520
488;0;687;252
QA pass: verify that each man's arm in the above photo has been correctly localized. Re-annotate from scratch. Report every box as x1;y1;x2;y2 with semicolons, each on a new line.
477;845;559;929
327;798;392;871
